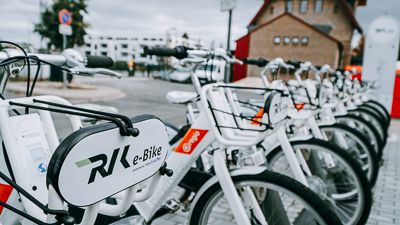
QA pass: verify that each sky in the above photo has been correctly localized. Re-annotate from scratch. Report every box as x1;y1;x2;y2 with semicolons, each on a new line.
0;0;399;49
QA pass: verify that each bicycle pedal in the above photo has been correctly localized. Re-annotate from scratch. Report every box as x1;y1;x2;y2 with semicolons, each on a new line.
164;199;181;212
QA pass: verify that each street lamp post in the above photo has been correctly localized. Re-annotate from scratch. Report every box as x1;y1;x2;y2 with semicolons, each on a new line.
221;0;236;83
226;9;233;52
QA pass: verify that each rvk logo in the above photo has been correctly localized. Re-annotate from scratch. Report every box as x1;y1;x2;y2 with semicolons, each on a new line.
175;129;208;154
75;145;162;184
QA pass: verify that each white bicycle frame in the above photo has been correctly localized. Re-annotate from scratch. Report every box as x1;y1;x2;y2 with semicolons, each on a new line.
0;49;272;225
135;51;271;225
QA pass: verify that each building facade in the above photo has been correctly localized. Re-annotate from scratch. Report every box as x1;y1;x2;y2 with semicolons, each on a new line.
80;35;165;63
234;0;367;80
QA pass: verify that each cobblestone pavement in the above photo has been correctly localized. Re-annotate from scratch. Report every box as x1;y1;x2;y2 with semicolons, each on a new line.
366;120;400;225
151;121;400;225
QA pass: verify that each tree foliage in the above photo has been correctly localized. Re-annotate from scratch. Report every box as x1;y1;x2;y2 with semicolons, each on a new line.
34;0;89;50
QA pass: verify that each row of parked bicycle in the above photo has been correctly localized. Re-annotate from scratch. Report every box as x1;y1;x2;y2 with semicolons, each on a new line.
0;41;390;225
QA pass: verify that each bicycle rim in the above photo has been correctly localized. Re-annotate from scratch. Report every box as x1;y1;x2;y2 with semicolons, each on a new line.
319;124;378;186
267;140;371;225
335;115;382;155
192;172;341;225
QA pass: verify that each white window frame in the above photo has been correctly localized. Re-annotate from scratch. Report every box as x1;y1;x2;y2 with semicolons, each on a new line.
300;0;308;13
314;0;323;13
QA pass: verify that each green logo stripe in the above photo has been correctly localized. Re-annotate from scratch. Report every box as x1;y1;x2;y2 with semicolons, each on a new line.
75;159;91;168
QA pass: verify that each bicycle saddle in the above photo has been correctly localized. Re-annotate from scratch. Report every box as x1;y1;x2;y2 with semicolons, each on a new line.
166;91;198;104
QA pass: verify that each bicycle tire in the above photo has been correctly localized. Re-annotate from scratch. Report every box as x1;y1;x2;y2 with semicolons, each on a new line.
359;104;390;128
349;108;387;147
266;138;372;225
336;114;384;158
190;170;342;225
319;123;379;187
364;100;391;125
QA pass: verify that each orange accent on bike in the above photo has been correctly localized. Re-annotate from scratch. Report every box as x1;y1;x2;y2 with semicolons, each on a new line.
175;129;208;155
251;107;264;125
294;103;305;111
0;183;13;214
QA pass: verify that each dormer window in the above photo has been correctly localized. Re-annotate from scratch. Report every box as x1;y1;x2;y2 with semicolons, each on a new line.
314;0;323;13
285;0;293;12
300;0;308;13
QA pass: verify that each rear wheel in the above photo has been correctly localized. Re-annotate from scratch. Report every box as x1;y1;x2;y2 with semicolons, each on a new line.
266;139;372;225
190;170;342;225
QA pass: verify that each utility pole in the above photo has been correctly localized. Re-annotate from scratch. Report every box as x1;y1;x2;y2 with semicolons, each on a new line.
226;9;233;52
221;0;236;83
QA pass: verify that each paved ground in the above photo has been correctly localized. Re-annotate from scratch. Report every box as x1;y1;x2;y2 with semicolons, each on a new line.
5;77;399;224
6;81;125;103
365;121;400;225
74;77;194;126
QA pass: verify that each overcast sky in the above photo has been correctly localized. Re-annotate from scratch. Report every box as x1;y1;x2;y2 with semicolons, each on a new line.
0;0;399;49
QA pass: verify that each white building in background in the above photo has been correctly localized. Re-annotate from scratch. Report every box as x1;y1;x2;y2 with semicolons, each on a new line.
81;35;165;63
166;34;203;49
81;33;203;64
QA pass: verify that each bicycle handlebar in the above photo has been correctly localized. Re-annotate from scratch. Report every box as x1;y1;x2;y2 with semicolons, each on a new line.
0;49;67;65
142;46;188;59
86;55;114;68
143;46;242;65
0;47;121;78
243;58;269;67
286;60;302;68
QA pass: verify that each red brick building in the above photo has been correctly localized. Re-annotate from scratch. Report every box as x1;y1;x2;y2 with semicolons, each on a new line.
234;0;367;80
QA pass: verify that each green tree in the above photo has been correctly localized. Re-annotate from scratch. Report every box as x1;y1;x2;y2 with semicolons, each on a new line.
34;0;89;50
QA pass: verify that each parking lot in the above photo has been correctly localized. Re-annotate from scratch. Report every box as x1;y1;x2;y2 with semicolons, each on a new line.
77;77;194;126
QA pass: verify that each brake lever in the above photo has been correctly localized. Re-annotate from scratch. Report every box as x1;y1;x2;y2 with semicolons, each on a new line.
70;67;122;78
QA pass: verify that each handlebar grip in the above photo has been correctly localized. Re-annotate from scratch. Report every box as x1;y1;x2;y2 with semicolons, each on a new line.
286;60;302;68
86;55;114;68
243;58;269;67
142;46;188;59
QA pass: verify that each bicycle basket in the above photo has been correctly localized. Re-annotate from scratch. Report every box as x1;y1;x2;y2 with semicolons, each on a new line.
205;84;289;140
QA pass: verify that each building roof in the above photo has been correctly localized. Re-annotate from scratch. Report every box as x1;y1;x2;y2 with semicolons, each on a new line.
239;12;343;48
249;0;364;33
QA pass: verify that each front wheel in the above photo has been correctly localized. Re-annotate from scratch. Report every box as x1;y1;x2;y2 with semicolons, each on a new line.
319;123;379;187
348;108;387;145
364;100;391;126
190;170;342;225
336;114;383;158
266;139;372;225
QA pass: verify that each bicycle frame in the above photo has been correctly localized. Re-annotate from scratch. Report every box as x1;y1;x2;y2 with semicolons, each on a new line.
0;96;82;221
